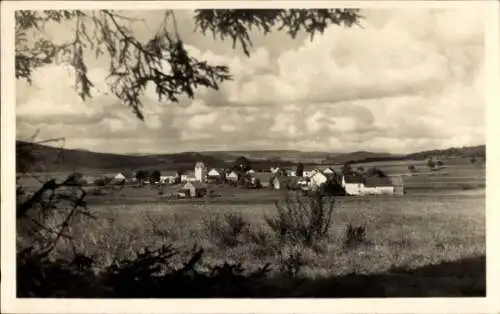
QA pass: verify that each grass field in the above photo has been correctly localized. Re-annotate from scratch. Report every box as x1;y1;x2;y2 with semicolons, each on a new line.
17;158;486;297
27;189;484;297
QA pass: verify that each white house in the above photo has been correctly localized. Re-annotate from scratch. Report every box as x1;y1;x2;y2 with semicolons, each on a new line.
181;170;196;182
309;171;328;189
361;177;395;195
194;162;208;182
226;171;239;182
341;175;364;195
246;169;256;175
323;167;335;175
208;168;221;177
160;175;178;184
109;172;127;184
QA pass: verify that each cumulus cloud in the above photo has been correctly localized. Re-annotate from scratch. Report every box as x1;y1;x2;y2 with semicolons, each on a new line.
16;8;486;154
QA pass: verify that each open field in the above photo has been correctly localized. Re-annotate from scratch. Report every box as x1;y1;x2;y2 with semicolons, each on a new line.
23;189;485;297
16;158;486;297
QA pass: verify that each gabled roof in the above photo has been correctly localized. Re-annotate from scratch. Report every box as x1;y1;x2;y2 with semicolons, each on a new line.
323;167;335;174
364;176;393;187
343;174;364;184
208;168;221;175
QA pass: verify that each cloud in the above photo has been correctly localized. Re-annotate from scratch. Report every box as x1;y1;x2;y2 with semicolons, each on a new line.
16;8;485;154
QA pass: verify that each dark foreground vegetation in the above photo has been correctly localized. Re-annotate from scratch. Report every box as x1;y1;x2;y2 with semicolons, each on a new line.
19;250;485;298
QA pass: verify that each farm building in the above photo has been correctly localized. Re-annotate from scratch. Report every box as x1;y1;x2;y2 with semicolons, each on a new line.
308;171;328;189
207;168;225;183
109;172;128;185
181;170;196;182
389;175;405;195
342;174;365;195
208;168;221;177
160;175;179;184
226;171;239;182
159;170;180;184
270;167;280;174
178;182;208;198
361;176;395;195
246;169;256;175
323;167;335;175
194;162;208;182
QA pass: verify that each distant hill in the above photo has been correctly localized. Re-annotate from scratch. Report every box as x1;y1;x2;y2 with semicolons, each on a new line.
322;151;404;165
405;145;485;161
16;141;228;173
15;140;485;173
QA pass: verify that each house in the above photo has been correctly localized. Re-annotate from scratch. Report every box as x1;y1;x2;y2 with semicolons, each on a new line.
208;168;221;177
179;181;208;198
194;162;208;182
286;170;296;177
121;169;135;181
270;167;280;175
181;170;196;182
389;175;405;195
160;175;179;184
226;171;239;182
342;174;364;195
109;172;128;185
246;169;256;176
323;167;336;175
361;176;395;195
309;171;328;189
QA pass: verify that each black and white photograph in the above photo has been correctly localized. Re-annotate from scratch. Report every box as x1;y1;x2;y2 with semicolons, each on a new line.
2;0;499;312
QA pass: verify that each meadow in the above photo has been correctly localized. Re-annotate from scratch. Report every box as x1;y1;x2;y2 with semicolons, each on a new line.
16;158;486;297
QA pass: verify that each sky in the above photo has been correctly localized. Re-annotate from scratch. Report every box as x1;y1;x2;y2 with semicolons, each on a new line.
16;8;486;155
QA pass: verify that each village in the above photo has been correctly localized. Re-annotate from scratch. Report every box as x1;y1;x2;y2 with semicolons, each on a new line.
80;159;407;199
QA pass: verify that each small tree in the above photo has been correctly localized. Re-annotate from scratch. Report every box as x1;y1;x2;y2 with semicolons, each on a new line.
296;163;304;177
135;170;149;184
408;164;416;172
365;167;387;177
427;159;435;170
233;156;252;173
470;157;476;164
265;191;335;247
149;169;161;184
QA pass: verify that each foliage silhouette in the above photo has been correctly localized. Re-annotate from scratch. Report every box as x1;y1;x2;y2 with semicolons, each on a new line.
16;9;362;120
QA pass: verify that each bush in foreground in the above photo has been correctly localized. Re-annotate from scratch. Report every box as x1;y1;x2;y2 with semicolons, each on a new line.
265;192;335;247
